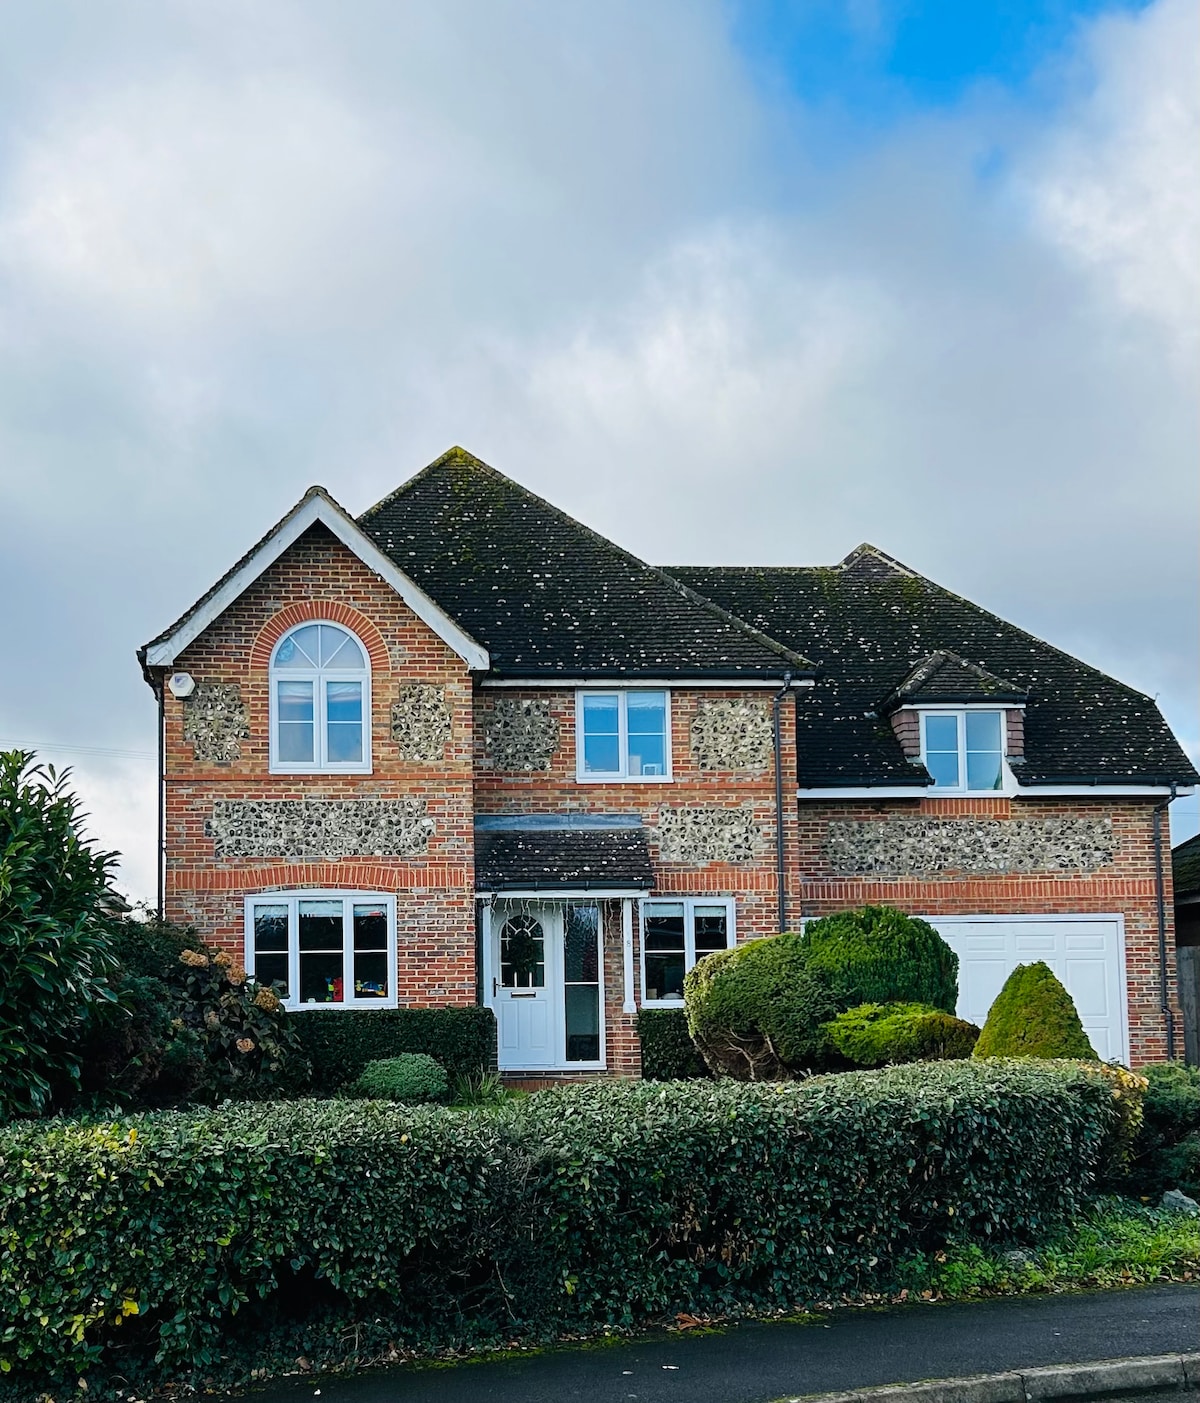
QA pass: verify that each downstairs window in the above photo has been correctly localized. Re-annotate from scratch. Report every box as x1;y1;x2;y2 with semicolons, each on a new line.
245;892;396;1008
640;898;735;1005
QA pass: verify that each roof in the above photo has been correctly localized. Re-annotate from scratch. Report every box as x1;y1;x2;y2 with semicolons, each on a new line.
668;545;1198;789
140;486;489;679
1175;833;1200;902
475;814;654;891
879;650;1028;713
357;448;814;681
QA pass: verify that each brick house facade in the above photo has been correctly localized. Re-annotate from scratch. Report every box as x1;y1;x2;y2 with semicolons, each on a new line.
140;448;1198;1072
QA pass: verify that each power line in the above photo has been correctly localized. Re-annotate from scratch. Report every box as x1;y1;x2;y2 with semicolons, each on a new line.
0;738;155;762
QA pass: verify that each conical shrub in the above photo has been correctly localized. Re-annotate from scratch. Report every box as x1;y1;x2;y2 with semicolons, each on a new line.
973;961;1096;1060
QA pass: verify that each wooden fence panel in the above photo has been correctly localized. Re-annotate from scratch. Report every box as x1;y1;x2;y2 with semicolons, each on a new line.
1178;945;1200;1066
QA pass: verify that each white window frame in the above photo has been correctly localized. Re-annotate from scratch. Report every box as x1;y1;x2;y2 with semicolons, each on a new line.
575;689;673;782
916;705;1014;796
638;896;736;1006
269;620;372;775
244;890;397;1009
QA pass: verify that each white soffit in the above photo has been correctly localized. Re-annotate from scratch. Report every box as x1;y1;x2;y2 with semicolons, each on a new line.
144;490;490;672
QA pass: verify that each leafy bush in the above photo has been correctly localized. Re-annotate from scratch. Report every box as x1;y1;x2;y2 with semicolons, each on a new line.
1082;1062;1147;1181
0;1060;1116;1394
825;1002;980;1068
636;1008;709;1080
1128;1063;1200;1196
0;750;121;1118
294;1006;496;1092
452;1069;510;1107
799;905;959;1013
685;932;838;1079
351;1054;448;1103
973;962;1096;1060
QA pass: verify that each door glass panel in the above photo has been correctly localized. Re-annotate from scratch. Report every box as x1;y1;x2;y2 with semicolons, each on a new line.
326;681;363;763
353;903;388;998
627;692;667;776
564;905;599;982
500;914;545;989
565;985;600;1062
581;694;620;773
277;681;315;762
252;903;289;996
299;900;344;1003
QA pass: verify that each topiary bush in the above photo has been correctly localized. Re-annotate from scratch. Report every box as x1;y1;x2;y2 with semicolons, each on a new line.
294;1006;496;1092
799;905;959;1013
973;962;1096;1060
825;1002;980;1068
685;931;838;1079
351;1054;448;1103
636;1008;709;1080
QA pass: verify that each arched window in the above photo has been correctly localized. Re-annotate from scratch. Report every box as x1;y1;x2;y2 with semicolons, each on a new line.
269;621;371;772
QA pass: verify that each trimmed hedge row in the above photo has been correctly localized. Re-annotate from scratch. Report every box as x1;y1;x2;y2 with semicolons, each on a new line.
637;1008;709;1080
293;1006;496;1091
0;1060;1115;1394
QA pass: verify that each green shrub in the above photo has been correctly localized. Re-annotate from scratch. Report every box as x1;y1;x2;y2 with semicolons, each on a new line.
452;1069;509;1107
637;1008;709;1080
799;905;959;1013
0;1060;1115;1394
0;751;121;1118
826;1002;980;1067
685;932;838;1079
352;1054;448;1103
293;1006;496;1092
1128;1063;1200;1195
973;962;1096;1060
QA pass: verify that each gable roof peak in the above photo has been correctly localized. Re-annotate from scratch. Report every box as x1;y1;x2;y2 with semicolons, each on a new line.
839;542;920;577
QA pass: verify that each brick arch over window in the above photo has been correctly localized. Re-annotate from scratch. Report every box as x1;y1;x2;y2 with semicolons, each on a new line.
250;602;390;674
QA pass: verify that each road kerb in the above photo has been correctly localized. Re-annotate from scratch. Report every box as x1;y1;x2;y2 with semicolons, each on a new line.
786;1352;1198;1403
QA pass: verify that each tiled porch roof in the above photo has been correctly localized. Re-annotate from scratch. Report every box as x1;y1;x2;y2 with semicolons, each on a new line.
475;814;654;892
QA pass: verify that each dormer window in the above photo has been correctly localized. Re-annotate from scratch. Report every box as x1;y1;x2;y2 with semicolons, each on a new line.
270;622;371;773
920;710;1004;793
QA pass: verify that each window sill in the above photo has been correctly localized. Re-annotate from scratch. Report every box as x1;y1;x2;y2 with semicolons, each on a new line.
575;773;674;784
286;1000;399;1012
269;764;374;777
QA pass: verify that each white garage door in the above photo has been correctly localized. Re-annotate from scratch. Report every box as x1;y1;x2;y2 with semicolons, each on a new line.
924;914;1128;1064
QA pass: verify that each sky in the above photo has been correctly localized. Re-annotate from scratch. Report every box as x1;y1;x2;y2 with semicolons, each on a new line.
0;0;1195;902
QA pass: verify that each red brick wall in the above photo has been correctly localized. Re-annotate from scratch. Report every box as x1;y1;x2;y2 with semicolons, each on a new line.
163;522;477;1005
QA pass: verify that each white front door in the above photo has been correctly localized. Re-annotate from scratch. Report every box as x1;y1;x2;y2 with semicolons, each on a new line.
494;906;559;1069
926;914;1128;1063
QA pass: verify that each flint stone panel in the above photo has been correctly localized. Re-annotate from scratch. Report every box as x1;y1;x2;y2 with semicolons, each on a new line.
390;684;451;762
207;798;434;859
690;699;773;771
484;698;559;771
656;804;761;864
182;683;250;764
826;817;1115;877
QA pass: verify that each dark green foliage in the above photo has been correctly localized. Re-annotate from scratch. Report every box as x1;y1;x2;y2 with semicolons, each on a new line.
351;1054;448;1103
685;932;838;1079
636;1008;709;1080
800;905;959;1013
1129;1063;1200;1196
294;1006;497;1092
0;1061;1115;1395
0;750;120;1118
826;1002;980;1068
973;962;1096;1060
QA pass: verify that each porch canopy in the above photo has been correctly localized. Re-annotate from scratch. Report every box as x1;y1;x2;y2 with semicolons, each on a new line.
474;814;654;894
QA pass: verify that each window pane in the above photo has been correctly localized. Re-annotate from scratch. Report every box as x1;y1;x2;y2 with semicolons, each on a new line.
581;694;620;773
353;950;388;999
353;904;388;951
299;950;344;1003
693;905;729;954
564;905;599;982
326;681;363;763
255;952;289;993
643;904;685;951
925;749;960;787
275;625;320;668
645;951;686;1001
924;713;958;751
299;900;343;951
319;625;365;668
326;681;362;723
966;750;1003;791
253;903;289;997
965;711;1002;751
627;692;667;776
565;984;600;1062
277;681;315;762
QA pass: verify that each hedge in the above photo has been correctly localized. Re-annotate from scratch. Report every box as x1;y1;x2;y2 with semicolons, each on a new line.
0;1060;1116;1394
636;1008;709;1080
292;1006;496;1092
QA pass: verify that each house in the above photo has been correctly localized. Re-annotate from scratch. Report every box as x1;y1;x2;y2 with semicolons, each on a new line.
138;448;1198;1073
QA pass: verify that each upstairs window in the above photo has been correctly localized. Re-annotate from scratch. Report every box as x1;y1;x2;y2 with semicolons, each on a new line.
920;710;1005;793
577;690;670;780
640;898;735;1004
270;622;371;773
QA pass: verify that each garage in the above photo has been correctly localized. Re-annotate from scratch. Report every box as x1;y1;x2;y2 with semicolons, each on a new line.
924;914;1128;1064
